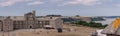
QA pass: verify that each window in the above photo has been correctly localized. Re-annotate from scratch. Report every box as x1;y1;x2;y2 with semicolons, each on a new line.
30;21;33;24
27;21;33;24
13;21;16;24
21;21;24;24
5;21;9;24
17;21;19;24
45;21;49;25
39;21;42;24
30;15;33;17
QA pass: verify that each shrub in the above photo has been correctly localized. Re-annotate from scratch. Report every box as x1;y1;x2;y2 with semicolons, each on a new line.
73;21;107;28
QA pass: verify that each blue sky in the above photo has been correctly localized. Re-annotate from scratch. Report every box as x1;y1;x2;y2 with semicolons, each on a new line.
0;0;120;16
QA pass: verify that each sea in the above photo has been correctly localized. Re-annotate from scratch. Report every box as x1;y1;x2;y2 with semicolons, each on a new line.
94;18;115;25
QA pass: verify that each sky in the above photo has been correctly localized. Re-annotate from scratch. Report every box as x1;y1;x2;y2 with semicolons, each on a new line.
0;0;120;16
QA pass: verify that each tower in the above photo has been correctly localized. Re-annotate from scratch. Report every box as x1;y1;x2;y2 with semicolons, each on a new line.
32;10;36;16
24;10;38;29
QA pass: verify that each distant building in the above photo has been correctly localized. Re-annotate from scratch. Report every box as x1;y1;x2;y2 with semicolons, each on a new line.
71;17;91;21
46;15;61;17
0;10;63;32
61;16;91;23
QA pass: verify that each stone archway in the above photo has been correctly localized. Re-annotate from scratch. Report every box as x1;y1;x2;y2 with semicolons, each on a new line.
30;26;32;29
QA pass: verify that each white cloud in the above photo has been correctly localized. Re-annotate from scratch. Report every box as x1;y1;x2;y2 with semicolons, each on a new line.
0;0;102;7
28;1;44;5
0;0;31;7
59;0;102;6
115;4;120;7
81;0;102;5
50;0;63;2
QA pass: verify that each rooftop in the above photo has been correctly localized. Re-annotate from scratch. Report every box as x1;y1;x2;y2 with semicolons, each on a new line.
0;16;60;21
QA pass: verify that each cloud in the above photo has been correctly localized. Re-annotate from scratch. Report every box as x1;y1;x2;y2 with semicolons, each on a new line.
28;1;44;5
115;4;120;7
0;0;31;7
0;0;102;7
50;0;64;2
59;0;102;6
50;0;63;2
81;0;102;5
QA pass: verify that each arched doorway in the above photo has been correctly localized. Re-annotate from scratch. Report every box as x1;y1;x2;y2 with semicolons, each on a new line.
30;26;32;29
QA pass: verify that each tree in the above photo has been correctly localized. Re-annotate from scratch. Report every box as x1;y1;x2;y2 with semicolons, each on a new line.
75;15;80;17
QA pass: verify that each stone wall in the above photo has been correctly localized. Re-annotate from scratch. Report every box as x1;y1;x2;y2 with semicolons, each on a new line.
0;21;2;31
0;11;63;32
3;17;13;32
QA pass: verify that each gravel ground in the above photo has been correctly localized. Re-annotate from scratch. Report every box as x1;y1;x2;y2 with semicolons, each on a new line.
0;24;99;36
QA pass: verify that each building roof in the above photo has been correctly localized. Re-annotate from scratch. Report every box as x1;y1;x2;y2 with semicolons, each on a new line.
10;16;25;21
0;16;60;21
0;16;24;21
0;16;7;20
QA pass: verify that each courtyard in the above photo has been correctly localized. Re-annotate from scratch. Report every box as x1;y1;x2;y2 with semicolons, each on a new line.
0;24;98;36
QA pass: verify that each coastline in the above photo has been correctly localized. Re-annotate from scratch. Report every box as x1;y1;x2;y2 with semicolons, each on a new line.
94;18;115;25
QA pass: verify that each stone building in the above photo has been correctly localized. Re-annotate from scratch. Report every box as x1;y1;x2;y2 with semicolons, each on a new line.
0;11;63;32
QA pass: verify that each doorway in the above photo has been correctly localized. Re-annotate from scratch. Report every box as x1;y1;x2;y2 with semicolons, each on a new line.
30;26;32;29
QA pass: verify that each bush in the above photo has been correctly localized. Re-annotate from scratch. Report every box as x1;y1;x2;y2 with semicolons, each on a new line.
73;21;107;28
